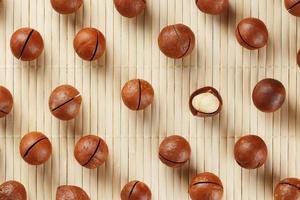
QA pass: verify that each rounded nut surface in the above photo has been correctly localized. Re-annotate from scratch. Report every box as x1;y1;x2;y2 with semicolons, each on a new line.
274;178;300;200
10;28;44;61
19;132;52;165
0;180;27;200
114;0;146;18
73;28;106;61
159;135;191;168
196;0;228;15
121;79;154;110
297;49;300;67
285;0;300;16
252;78;286;113
158;24;195;59
56;185;90;200
51;0;83;14
189;172;223;200
235;18;268;50
234;135;268;169
49;85;82;120
121;181;151;200
74;135;109;169
0;86;13;118
189;87;222;117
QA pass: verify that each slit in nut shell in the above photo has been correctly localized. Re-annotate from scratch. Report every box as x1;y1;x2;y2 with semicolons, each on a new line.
189;87;222;117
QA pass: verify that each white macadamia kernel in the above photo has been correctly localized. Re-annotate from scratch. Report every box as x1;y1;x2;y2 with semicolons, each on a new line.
192;92;220;113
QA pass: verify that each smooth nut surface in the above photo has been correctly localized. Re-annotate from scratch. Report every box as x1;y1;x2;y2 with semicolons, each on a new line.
10;28;44;61
252;78;286;113
297;49;300;67
159;135;191;168
56;185;90;200
235;18;268;50
73;28;106;61
121;79;154;110
158;24;195;59
0;180;27;200
189;87;222;117
121;181;151;200
196;0;228;15
49;84;82;120
19;132;52;165
274;178;300;200
0;86;13;118
114;0;146;18
234;135;268;169
74;135;109;169
51;0;83;14
189;172;223;200
285;0;300;16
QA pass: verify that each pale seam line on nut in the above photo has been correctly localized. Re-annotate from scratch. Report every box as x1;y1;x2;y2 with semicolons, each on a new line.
279;182;300;190
83;138;101;166
192;92;219;113
128;181;139;199
90;30;99;61
0;109;8;114
52;94;81;111
159;153;188;164
23;137;47;157
288;0;300;11
19;29;34;59
172;25;191;58
192;181;223;189
237;24;258;49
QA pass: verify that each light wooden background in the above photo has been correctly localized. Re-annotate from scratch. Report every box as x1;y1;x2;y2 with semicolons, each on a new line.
0;0;299;199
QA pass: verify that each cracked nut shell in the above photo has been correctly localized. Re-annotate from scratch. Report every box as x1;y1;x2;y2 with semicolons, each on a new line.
56;185;90;200
234;135;267;169
189;87;222;117
19;132;52;165
158;24;195;59
0;180;27;200
252;78;286;113
73;28;106;61
159;135;191;168
0;86;13;118
274;178;300;200
189;172;223;200
114;0;146;18
235;18;268;50
285;0;300;16
121;79;154;110
10;28;44;61
49;85;82;120
74;135;109;169
121;181;151;200
51;0;83;14
196;0;228;15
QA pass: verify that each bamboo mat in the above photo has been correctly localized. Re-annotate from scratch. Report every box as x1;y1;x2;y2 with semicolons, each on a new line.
0;0;299;199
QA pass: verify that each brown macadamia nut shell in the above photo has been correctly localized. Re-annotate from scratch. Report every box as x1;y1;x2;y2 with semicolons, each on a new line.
56;185;90;200
19;132;52;165
49;84;82;120
252;78;286;113
235;18;268;50
285;0;300;16
114;0;146;18
73;28;106;61
159;135;191;168
158;24;195;59
189;172;223;200
10;28;44;61
74;135;109;169
121;79;154;110
189;86;223;117
297;49;300;67
51;0;83;14
234;135;268;169
121;181;151;200
274;178;300;200
0;86;13;118
0;180;27;200
196;0;228;15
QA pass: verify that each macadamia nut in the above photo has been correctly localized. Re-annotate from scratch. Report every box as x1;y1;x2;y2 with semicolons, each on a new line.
192;92;220;114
